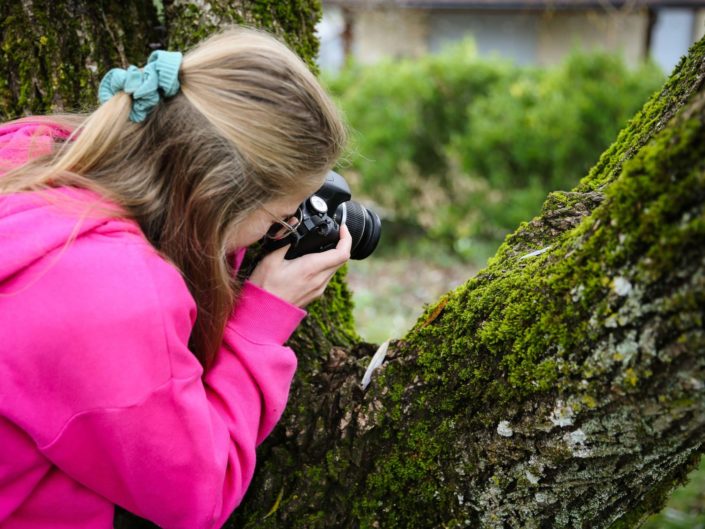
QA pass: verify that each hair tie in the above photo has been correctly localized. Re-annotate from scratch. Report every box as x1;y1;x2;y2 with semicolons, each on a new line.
98;50;183;123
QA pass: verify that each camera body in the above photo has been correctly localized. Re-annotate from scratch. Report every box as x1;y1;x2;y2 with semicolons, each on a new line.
262;171;381;260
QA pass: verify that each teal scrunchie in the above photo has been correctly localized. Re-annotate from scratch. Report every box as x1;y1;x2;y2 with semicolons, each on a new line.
98;50;183;123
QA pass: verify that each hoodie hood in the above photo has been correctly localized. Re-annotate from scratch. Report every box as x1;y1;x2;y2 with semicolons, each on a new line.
0;119;142;285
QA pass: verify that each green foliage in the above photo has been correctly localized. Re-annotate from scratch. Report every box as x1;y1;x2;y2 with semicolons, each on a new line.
325;43;665;262
450;52;663;244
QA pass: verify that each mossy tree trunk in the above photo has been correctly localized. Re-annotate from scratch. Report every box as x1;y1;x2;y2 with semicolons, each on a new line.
163;0;323;73
0;0;162;120
3;2;704;529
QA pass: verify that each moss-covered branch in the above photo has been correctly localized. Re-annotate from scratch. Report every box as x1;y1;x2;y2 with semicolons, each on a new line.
230;38;705;529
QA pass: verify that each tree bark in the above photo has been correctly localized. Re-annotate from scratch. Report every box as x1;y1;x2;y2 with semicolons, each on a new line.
0;0;161;120
164;0;323;73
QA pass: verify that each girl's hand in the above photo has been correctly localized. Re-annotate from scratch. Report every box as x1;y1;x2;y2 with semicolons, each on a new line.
249;223;352;308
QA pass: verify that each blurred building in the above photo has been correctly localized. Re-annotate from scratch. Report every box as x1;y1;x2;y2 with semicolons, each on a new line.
317;0;705;73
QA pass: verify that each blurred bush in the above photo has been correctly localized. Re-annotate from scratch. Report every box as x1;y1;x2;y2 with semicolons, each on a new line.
324;42;665;264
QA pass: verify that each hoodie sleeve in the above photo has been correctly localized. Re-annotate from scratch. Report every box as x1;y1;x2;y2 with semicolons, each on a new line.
0;119;72;176
31;231;306;529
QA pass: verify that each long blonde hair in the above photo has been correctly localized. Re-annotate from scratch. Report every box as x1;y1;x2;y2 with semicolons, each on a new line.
0;26;347;370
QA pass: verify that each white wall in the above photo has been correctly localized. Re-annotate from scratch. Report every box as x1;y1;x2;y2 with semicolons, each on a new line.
317;4;705;73
536;10;647;67
651;8;696;74
317;6;346;73
428;11;539;65
353;8;428;64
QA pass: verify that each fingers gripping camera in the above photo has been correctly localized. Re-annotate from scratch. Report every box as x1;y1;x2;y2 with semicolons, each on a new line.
262;171;382;260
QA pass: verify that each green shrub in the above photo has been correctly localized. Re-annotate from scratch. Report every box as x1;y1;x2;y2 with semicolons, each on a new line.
324;43;665;263
447;51;664;247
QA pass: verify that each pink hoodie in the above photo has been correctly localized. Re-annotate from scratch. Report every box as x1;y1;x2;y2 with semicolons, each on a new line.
0;120;306;528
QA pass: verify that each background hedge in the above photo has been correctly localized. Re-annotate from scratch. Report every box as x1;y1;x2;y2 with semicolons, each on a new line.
324;42;665;264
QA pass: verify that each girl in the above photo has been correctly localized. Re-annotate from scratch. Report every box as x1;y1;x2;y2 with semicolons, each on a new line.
0;26;350;528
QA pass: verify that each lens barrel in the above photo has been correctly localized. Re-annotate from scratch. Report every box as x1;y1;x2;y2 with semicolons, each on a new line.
337;201;381;260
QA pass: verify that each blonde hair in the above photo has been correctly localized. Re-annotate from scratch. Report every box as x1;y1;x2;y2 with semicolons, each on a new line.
0;26;347;370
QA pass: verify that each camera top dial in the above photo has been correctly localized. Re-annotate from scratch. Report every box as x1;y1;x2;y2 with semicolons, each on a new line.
309;195;328;215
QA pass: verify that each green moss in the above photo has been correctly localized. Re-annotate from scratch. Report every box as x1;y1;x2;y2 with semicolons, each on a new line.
301;264;360;348
401;94;705;410
247;0;322;72
352;419;457;529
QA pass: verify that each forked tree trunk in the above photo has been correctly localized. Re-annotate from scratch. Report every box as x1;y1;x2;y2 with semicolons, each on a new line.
2;2;703;529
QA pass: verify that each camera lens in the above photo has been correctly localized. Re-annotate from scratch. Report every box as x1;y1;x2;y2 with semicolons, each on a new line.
336;201;381;260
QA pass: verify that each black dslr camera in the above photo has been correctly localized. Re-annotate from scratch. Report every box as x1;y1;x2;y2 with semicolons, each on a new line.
262;171;381;260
